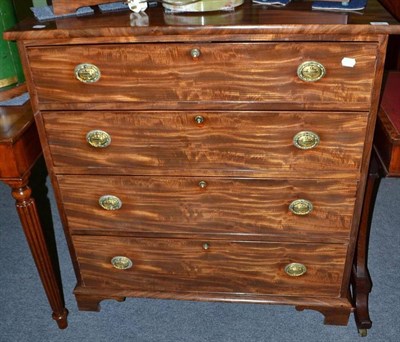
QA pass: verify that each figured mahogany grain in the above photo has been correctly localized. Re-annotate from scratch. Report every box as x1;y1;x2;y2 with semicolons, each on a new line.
73;236;347;297
57;175;357;242
27;42;377;110
42;111;367;176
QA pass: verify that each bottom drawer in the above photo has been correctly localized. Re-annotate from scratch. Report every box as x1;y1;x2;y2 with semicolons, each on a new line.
73;236;347;297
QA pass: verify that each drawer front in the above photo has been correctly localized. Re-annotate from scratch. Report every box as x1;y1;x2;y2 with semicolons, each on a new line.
43;111;367;176
58;176;357;242
28;42;377;109
73;236;346;297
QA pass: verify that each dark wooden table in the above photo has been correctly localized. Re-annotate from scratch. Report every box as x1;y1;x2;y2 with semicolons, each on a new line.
351;2;400;337
0;86;68;328
351;71;400;337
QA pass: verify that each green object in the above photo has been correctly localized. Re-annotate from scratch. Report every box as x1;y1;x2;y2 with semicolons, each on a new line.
32;0;48;7
0;0;24;90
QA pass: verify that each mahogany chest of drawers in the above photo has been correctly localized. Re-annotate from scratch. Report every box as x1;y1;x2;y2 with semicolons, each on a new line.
5;0;400;333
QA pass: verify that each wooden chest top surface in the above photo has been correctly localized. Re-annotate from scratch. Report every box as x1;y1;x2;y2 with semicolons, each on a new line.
4;0;400;41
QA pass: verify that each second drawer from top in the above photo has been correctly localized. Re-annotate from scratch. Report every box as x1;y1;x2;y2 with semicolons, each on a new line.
42;111;367;178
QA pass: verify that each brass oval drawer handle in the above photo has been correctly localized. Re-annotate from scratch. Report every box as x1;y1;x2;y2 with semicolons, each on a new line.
190;48;201;58
297;61;326;82
99;195;122;211
198;180;208;189
293;131;320;150
111;256;133;270
74;63;101;83
86;129;111;148
194;115;204;125
285;263;307;277
289;199;313;216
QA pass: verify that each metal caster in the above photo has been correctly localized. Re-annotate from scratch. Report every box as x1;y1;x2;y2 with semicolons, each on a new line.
358;328;368;337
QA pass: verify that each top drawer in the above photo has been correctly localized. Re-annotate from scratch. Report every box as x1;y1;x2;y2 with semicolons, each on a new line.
27;42;377;110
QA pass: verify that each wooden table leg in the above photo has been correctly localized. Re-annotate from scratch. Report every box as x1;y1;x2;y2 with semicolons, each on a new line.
4;174;68;329
351;151;382;337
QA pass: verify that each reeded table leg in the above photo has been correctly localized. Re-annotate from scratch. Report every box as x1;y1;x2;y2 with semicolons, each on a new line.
351;152;382;337
5;174;68;329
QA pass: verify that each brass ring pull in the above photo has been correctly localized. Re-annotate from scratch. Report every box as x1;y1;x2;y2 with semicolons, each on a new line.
99;195;122;211
297;61;326;82
289;199;313;216
74;63;101;83
198;180;208;189
190;48;201;58
111;256;133;270
194;115;204;124
86;130;111;148
293;131;320;150
285;263;307;277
